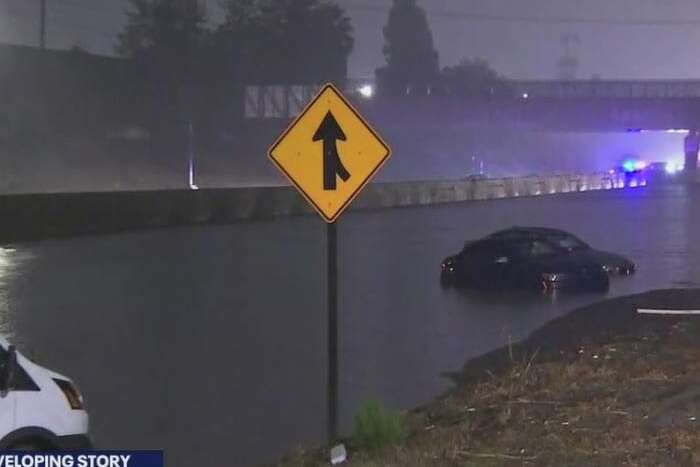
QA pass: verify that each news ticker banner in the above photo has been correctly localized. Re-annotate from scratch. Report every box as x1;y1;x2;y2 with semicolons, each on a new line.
0;452;163;467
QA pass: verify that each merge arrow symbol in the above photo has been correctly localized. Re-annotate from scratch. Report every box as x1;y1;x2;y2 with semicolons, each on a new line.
313;111;350;190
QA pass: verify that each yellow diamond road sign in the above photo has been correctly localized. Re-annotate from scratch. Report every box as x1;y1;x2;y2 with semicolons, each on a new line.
268;83;391;223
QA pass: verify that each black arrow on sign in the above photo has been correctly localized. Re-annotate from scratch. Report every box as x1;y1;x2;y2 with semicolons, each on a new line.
313;111;351;190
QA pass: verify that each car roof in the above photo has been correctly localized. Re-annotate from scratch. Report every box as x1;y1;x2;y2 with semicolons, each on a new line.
488;226;571;238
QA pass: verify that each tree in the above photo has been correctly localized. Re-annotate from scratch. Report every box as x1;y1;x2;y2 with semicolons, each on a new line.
376;0;439;95
116;0;208;83
116;0;209;160
214;0;259;82
441;58;513;98
218;0;354;84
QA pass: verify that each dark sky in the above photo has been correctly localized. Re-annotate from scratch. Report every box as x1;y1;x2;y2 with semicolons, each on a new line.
3;0;700;80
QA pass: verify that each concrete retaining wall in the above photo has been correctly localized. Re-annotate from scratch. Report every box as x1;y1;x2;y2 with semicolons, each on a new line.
0;172;629;243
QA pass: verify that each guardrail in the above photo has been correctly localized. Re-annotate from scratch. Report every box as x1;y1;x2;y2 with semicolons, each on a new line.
0;171;636;243
354;171;630;209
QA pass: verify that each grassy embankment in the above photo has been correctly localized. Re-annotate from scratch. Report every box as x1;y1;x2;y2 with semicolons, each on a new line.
282;290;700;466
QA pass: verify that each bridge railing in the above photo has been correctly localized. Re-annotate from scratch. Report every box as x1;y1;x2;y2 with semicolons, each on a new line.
503;80;700;99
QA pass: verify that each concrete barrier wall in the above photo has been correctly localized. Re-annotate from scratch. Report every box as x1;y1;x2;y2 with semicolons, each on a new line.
0;172;631;243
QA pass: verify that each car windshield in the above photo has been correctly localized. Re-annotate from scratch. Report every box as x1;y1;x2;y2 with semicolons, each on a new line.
545;234;589;251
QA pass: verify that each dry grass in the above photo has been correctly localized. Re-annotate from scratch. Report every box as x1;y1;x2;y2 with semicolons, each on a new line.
280;318;700;467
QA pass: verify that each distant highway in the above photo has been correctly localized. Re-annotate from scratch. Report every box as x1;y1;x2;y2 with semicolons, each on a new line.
0;183;698;466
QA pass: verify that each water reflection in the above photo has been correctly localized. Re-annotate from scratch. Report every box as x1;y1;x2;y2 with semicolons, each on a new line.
0;246;34;340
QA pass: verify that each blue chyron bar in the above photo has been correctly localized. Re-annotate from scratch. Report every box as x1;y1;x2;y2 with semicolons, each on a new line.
0;452;164;467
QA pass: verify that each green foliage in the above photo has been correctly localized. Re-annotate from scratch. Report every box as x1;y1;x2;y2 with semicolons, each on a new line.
116;0;207;58
352;400;407;451
116;0;208;85
377;0;439;93
218;0;354;83
442;58;513;98
116;0;354;85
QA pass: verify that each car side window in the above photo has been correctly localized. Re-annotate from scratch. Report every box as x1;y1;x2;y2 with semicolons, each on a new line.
547;234;588;251
0;345;39;392
0;347;6;374
511;241;535;259
531;241;557;257
512;240;556;258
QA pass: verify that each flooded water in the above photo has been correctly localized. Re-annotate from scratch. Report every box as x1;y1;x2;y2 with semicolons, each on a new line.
0;182;698;466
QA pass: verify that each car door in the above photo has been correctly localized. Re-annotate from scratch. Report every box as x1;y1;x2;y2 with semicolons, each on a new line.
500;241;538;289
0;346;17;437
461;240;511;287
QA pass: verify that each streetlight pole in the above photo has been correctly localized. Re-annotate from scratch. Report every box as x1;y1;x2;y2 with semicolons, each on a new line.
187;121;198;190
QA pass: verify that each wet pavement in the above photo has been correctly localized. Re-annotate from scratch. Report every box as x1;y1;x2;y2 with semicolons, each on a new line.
0;182;698;466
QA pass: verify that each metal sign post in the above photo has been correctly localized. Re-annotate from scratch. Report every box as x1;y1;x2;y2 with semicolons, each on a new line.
326;221;338;440
268;83;390;442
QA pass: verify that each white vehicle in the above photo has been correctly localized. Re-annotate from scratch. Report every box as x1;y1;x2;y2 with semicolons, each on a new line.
0;336;90;450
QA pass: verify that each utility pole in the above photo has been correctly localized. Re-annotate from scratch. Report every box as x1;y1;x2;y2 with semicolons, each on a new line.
39;0;46;49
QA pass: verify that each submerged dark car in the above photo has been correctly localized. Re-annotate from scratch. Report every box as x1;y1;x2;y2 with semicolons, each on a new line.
487;227;636;275
440;229;621;293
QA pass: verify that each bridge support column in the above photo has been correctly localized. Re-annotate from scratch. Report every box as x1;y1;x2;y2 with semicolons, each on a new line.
685;151;698;174
684;130;699;176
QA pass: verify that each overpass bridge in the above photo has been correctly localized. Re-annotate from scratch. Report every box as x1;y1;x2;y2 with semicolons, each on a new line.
241;80;700;176
245;80;700;132
354;80;700;133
